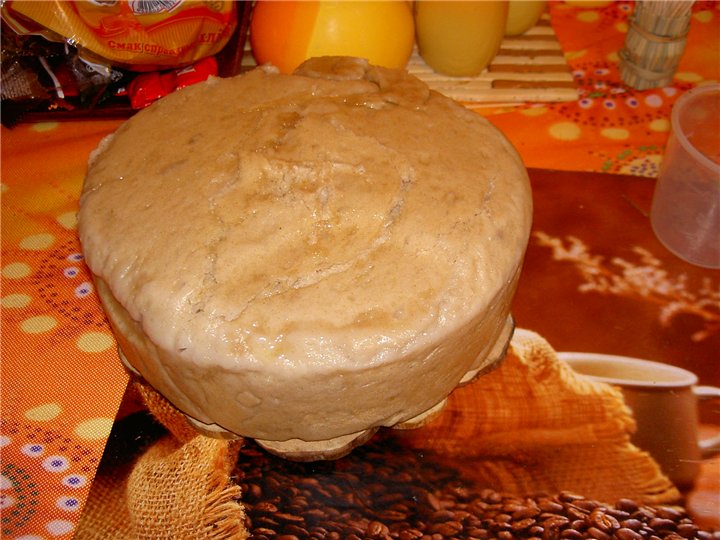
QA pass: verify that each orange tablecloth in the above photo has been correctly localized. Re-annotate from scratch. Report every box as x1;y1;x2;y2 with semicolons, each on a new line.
1;2;719;538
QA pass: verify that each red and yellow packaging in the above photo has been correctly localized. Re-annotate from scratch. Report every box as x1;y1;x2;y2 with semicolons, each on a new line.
1;0;237;70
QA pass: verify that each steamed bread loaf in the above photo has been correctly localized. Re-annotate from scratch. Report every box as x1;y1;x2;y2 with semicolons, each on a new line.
78;56;532;459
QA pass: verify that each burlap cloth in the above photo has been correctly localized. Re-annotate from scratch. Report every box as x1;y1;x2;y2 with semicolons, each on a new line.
76;330;678;539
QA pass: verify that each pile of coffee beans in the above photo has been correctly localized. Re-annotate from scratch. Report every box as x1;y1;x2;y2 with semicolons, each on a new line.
235;434;718;540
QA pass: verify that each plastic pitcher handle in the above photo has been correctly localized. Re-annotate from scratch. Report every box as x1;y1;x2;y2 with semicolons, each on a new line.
693;385;720;458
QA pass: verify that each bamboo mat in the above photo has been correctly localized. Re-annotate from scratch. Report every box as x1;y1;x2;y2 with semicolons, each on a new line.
407;14;578;105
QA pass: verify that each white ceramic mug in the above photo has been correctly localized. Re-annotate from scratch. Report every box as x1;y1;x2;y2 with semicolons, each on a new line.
558;352;720;488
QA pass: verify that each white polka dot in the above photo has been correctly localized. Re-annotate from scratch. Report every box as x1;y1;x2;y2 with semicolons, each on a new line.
21;443;45;457
1;293;32;308
19;233;55;250
20;315;57;334
650;118;670;132
46;519;75;536
75;281;93;298
2;262;32;279
25;402;62;421
42;455;70;473
601;128;630;140
662;87;677;97
521;105;548;117
0;435;11;447
66;253;84;262
0;493;15;509
64;266;80;278
56;495;81;512
62;474;88;489
644;94;663;107
0;474;13;489
549;122;582;141
56;211;78;230
76;332;114;353
75;417;114;439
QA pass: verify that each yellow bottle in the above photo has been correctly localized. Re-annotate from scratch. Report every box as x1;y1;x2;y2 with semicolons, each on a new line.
505;0;547;36
415;1;509;77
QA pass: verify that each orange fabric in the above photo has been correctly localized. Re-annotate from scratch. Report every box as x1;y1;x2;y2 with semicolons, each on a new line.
2;120;126;539
1;2;718;537
481;1;720;176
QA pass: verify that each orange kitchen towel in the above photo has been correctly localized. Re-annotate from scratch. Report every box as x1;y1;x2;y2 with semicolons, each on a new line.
75;330;676;539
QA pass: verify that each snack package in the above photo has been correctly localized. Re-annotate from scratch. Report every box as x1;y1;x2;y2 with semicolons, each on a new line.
1;0;237;70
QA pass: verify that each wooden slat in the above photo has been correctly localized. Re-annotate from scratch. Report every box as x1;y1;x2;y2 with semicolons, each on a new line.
407;13;578;105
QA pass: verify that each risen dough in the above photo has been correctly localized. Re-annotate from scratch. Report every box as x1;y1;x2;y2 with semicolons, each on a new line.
79;57;532;451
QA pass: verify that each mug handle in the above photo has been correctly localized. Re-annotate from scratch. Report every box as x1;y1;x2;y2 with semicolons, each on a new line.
693;385;720;458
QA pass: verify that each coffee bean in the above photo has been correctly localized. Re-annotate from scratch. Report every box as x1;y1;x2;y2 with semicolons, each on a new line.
649;517;677;532
586;525;611;539
542;514;570;530
366;520;389;537
560;529;584;539
398;529;423;540
273;512;305;524
513;505;541;520
378;509;407;521
616;499;640;513
539;500;565;514
589;507;620;532
567;505;591;521
511;518;537;532
250;527;276;536
429;509;455;522
656;506;685;521
559;492;586;503
676;522;700;538
616;528;643;540
620;518;644;531
464;526;489;538
254;501;278;513
574;499;601;512
606;508;631;521
233;438;715;540
428;520;463;536
282;524;308;536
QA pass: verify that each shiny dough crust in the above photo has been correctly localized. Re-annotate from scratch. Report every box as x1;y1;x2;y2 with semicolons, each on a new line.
79;57;532;453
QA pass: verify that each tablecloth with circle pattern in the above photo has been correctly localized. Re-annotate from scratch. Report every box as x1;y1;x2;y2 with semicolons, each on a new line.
1;2;718;538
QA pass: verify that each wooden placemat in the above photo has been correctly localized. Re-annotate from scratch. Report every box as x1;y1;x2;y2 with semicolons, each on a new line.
407;13;578;105
241;13;577;106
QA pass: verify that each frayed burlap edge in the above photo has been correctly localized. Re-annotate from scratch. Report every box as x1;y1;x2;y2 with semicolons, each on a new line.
76;381;248;540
